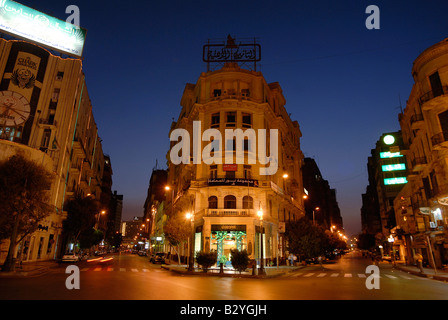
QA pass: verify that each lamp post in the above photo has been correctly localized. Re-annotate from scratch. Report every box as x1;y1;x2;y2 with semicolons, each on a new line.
165;185;174;215
313;207;320;226
257;206;265;276
186;212;194;272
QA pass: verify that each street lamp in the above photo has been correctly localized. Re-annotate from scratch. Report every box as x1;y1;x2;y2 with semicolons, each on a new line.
186;212;194;272
257;206;266;276
165;185;174;215
313;207;320;226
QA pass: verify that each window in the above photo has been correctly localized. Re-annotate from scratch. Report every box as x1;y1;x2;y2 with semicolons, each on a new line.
243;196;253;209
226;171;235;179
241;88;250;97
41;129;51;150
52;88;60;102
211;113;220;128
429;71;443;97
244;165;252;179
226;111;236;127
213;89;221;97
242;113;252;128
210;165;218;178
208;196;218;209
224;195;236;209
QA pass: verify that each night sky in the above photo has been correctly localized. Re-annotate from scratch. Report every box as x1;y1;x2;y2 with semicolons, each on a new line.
20;0;448;236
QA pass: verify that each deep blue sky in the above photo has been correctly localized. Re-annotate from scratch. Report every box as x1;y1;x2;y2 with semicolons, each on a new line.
21;0;448;236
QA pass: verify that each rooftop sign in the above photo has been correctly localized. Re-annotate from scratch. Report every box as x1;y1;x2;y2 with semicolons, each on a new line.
203;35;261;64
0;0;87;57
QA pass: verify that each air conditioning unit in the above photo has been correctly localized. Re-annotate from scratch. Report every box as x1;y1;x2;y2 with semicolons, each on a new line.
429;221;437;228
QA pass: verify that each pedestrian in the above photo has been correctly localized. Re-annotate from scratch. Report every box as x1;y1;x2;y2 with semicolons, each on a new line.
318;255;323;269
288;253;294;266
414;252;424;273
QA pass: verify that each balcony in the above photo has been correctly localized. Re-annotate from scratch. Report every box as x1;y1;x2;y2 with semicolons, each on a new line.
411;156;427;172
205;209;252;217
419;85;448;109
410;113;424;130
430;132;448;149
38;118;57;128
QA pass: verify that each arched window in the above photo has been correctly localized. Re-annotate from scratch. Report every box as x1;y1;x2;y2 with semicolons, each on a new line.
224;195;236;209
242;195;253;209
208;196;218;209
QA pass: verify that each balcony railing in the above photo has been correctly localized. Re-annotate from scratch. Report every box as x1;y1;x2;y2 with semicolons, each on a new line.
411;156;427;171
430;131;448;147
410;113;424;124
205;209;252;217
418;85;448;106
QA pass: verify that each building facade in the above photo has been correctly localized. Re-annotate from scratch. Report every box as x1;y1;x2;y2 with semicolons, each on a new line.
165;62;305;266
361;131;408;259
0;38;107;263
394;38;448;268
302;157;343;231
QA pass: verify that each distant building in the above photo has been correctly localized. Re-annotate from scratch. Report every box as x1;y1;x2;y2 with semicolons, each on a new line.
361;131;408;256
302;157;343;231
142;168;167;253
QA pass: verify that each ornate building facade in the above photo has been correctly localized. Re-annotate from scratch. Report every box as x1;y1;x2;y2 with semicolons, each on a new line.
165;62;305;266
394;38;448;268
0;38;107;263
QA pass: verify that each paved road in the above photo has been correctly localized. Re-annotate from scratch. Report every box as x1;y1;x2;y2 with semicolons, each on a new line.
1;252;447;300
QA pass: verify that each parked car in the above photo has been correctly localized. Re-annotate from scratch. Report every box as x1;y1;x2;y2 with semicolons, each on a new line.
150;252;165;264
62;253;80;262
138;250;148;256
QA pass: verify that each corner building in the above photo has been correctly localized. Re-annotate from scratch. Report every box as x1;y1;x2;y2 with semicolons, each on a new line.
0;39;107;263
166;62;305;265
394;38;448;268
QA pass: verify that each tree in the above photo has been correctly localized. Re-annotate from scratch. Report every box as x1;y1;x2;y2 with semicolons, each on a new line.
163;214;191;265
284;217;327;261
230;249;250;274
195;250;217;272
0;154;53;272
62;194;99;253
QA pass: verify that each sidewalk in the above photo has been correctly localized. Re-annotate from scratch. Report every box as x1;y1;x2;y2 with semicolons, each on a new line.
161;264;302;278
0;260;60;278
393;262;448;282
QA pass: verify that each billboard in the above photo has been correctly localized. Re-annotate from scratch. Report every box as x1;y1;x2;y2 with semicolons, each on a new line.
0;0;86;57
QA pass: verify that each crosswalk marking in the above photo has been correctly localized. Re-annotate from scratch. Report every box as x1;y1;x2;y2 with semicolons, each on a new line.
330;273;339;277
120;268;126;272
303;273;315;277
358;274;366;278
131;268;138;272
385;274;397;279
317;273;326;277
344;273;352;277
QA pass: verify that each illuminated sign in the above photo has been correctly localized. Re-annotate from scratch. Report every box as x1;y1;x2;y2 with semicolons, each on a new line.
384;177;407;185
380;151;403;159
203;35;261;63
383;135;395;145
382;163;406;171
0;0;87;57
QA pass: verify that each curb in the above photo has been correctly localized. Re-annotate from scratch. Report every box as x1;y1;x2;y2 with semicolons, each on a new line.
161;264;301;278
394;265;448;282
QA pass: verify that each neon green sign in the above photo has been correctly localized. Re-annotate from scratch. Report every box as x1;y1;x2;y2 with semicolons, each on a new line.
382;164;406;171
380;151;402;159
0;0;86;57
384;177;407;185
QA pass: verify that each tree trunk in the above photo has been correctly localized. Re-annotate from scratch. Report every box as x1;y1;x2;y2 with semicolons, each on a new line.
2;213;20;272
